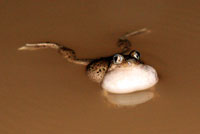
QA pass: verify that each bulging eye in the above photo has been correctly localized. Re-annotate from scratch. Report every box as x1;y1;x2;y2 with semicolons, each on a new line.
130;50;140;60
113;54;124;64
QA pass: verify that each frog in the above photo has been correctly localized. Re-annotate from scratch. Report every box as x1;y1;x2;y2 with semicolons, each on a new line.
18;28;158;94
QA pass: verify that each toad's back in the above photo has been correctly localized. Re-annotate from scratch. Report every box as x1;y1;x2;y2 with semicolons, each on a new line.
86;58;110;83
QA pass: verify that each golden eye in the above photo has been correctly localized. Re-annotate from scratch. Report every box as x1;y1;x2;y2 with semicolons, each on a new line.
130;50;140;60
113;54;124;64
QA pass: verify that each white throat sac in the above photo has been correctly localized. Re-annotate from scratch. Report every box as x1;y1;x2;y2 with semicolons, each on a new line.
101;64;158;94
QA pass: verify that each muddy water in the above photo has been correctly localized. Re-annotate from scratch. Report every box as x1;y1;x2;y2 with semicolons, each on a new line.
0;0;200;134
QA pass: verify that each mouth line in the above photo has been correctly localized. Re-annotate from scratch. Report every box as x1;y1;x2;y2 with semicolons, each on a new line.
126;58;141;65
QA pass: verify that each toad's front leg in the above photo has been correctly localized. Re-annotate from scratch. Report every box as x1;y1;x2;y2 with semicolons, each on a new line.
117;28;149;54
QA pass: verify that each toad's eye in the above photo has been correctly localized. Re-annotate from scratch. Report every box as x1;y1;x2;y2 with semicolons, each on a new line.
130;50;140;60
113;54;124;64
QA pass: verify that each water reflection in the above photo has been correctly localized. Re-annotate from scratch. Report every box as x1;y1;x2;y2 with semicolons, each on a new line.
102;89;156;107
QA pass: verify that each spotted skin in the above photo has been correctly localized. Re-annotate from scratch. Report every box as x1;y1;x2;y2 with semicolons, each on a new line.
86;58;111;83
18;28;148;83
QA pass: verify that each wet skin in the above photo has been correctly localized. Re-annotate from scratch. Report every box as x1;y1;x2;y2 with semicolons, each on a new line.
18;28;157;93
86;50;142;83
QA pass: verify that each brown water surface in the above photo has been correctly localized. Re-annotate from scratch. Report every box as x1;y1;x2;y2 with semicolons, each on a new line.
0;0;200;133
